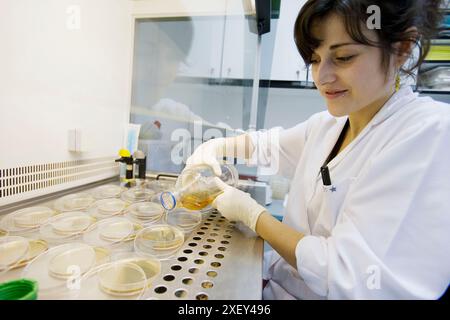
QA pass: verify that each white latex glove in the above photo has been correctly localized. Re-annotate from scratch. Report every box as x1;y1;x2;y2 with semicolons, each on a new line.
185;138;226;176
211;178;266;232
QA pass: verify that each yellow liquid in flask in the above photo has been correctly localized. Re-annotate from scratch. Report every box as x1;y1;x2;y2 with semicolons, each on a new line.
179;190;223;211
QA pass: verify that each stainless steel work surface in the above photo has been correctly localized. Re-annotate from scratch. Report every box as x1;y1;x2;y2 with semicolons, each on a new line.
0;178;264;300
144;211;263;300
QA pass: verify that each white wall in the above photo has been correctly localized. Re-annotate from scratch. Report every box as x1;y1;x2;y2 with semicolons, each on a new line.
0;0;133;206
0;0;132;168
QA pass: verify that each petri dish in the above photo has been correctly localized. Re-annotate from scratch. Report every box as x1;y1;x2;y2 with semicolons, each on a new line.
74;261;148;299
88;199;127;219
125;201;164;225
94;247;111;266
12;207;56;228
111;252;161;287
0;207;56;236
22;243;103;299
143;180;175;193
0;236;30;273
134;224;184;260
53;193;96;212
12;239;49;269
40;212;95;244
163;208;202;235
83;217;142;248
48;244;97;279
121;188;155;203
91;185;125;199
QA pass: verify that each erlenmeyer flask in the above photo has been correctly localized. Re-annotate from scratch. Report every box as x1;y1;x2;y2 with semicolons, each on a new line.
160;164;238;211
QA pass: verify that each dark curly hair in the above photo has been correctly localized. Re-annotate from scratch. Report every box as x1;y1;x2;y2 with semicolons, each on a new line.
294;0;444;76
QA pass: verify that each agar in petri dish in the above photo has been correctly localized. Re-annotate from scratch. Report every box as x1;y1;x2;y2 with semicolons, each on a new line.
134;225;184;259
0;207;56;235
99;219;134;242
83;217;142;248
164;208;202;234
12;207;56;228
121;188;155;203
89;199;127;219
0;236;29;270
47;212;95;236
91;185;125;199
97;261;148;297
12;239;49;269
48;244;97;280
54;193;95;212
125;201;164;226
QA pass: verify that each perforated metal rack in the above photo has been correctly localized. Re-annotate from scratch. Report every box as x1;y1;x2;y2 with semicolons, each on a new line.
145;210;263;300
0;178;264;300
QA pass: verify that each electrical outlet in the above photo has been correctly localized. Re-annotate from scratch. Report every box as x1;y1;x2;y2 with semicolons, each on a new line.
68;129;82;152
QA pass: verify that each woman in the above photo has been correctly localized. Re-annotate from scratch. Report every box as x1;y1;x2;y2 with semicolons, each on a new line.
185;0;450;299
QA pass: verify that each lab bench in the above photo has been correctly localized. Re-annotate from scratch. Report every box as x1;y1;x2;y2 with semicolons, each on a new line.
0;177;264;300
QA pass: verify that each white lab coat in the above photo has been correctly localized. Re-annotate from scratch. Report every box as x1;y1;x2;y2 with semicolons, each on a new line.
249;86;450;299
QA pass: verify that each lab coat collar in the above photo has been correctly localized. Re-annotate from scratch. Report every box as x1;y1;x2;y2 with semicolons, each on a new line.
369;86;417;127
325;86;417;170
330;86;417;126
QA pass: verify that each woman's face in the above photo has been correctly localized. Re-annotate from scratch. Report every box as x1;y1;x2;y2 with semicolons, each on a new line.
310;14;396;117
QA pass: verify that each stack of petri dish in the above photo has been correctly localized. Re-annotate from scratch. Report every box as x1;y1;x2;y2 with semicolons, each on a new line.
124;201;164;226
83;217;142;250
0;206;57;237
88;198;128;220
21;242;111;299
40;211;96;244
121;187;155;204
91;185;125;200
134;224;184;260
163;208;202;235
53;193;96;212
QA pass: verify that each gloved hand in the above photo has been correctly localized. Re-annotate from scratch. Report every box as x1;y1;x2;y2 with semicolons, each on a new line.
211;178;266;232
185;138;227;176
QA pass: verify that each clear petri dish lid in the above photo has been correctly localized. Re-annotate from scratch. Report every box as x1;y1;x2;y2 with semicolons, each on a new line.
111;251;161;286
124;204;164;227
163;208;202;234
0;206;56;234
21;242;104;298
40;212;96;244
12;239;49;270
121;187;155;203
0;236;30;273
91;184;125;199
143;180;175;193
53;193;96;212
134;224;184;260
83;217;142;248
73;261;148;299
88;199;128;219
126;202;164;220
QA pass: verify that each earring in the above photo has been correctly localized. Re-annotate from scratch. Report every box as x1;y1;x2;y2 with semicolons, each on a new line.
395;73;401;92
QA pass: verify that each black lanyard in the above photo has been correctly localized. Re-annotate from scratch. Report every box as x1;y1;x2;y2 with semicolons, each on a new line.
320;119;349;186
